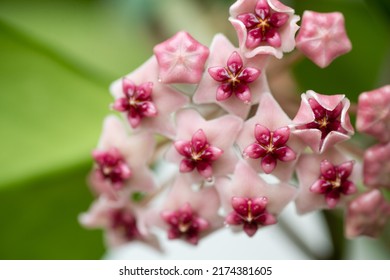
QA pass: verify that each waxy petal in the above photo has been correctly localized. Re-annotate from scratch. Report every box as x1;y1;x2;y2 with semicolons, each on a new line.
254;124;271;145
174;140;192;157
192;129;208;153
243;223;258;237
216;84;233;101
320;160;336;180
208;67;230;82
261;154;277;173
243;143;267;159
274;146;296;162
227;51;244;74
180;159;195;173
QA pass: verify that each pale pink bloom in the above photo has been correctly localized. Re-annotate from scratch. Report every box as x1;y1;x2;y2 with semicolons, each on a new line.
193;34;269;118
217;161;297;237
153;31;209;84
89;115;156;200
110;56;188;138
236;92;303;181
292;90;354;154
295;148;359;214
229;0;300;58
159;176;224;245
363;142;390;189
166;109;243;182
345;189;390;239
356;85;390;143
296;11;352;68
79;196;159;248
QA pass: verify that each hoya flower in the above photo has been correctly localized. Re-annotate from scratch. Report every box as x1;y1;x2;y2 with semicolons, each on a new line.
110;56;188;138
363;142;390;189
89;115;156;200
79;196;158;248
153;31;209;84
193;34;269;118
345;189;390;239
229;0;300;58
236;92;303;181
217;161;297;237
166;109;243;182
159;176;223;245
293;90;354;154
295;148;359;214
356;85;390;143
296;11;352;68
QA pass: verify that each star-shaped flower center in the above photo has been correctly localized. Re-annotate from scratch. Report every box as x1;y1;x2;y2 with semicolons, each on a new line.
310;160;356;208
208;51;261;104
298;98;347;141
92;148;132;189
112;79;158;129
236;0;289;49
243;124;296;174
109;208;140;241
174;129;223;180
226;196;276;237
161;203;209;245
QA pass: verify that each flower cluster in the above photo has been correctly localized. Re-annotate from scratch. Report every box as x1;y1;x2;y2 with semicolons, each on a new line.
80;0;390;251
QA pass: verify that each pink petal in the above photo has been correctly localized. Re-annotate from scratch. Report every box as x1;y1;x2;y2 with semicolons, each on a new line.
274;146;296;162
255;0;270;19
310;179;330;194
192;129;208;153
325;190;340;208
238;67;261;83
227;51;243;74
260;213;277;226
208;67;230;82
216;84;233;101
122;78;135;96
180;159;195;173
140;101;158;117
243;223;258;237
265;29;281;48
226;212;243;225
112;98;128;112
231;197;249;217
127;112;141;129
338;160;354;180
137;82;153;100
196;162;213;179
250;197;268;216
236;13;259;28
269;12;289;27
320;160;336;180
341;181;356;195
272;126;290;146
261;154;277;173
254;124;271;146
203;146;224;161
174;140;192;157
235;84;252;103
247;28;262;49
243;143;267;159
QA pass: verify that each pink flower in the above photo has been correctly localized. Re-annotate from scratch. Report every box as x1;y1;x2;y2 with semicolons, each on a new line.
236;92;303;181
295;148;359;214
345;189;390;239
166;109;243;182
363;142;390;189
356;85;390;143
153;31;209;84
193;34;269;118
293;90;354;154
296;11;352;68
89;115;156;200
110;56;188;138
217;161;297;237
159;176;223;245
229;0;300;58
79;196;158;248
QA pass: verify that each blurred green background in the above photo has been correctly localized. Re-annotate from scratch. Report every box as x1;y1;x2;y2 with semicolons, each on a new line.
0;0;389;259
